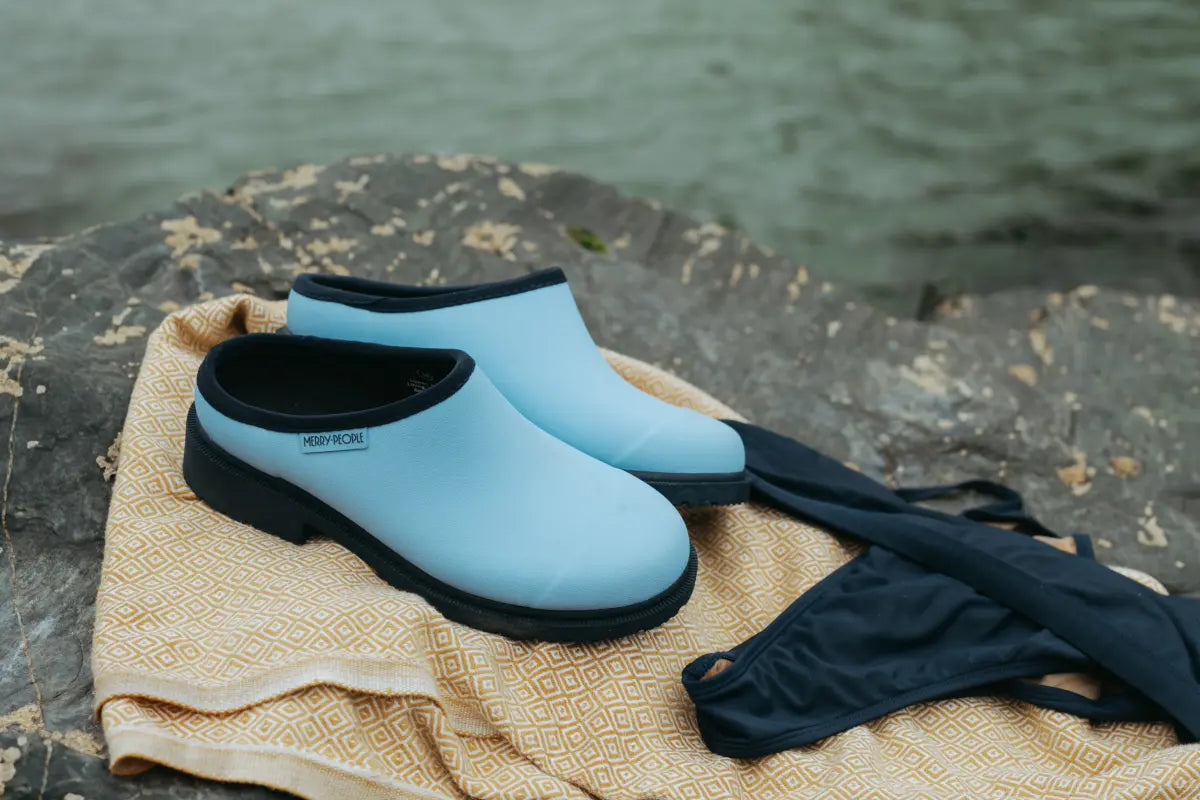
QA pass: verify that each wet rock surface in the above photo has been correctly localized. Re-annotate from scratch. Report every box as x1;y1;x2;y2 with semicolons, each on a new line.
1;153;1197;797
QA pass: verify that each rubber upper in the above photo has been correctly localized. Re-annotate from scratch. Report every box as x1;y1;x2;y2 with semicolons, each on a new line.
286;272;745;475
193;355;690;611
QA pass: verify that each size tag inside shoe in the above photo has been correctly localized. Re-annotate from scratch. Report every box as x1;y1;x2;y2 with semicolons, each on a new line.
299;429;369;454
405;368;438;394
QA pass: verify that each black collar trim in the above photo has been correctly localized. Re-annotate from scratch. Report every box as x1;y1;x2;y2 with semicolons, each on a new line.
196;333;475;433
291;267;568;313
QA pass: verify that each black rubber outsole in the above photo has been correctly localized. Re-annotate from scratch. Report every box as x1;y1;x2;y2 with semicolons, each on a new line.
181;405;697;642
632;470;751;507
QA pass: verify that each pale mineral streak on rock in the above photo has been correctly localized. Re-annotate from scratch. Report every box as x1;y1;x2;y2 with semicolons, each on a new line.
96;430;122;481
0;336;44;363
899;354;950;396
728;263;744;288
50;729;104;758
1057;451;1093;496
267;196;307;210
160;216;222;259
1138;504;1169;548
92;326;146;347
334;174;369;201
1131;406;1157;426
1155;293;1199;336
0;706;40;733
517;162;558;177
498;177;526;201
1028;327;1054;366
304;237;355;256
176;253;203;271
0;703;105;767
1110;456;1142;478
237;163;323;197
681;224;727;256
462;221;521;260
1007;364;1038;387
274;236;313;268
436;155;473;172
0;244;53;294
785;265;809;302
0;336;45;397
0;744;20;794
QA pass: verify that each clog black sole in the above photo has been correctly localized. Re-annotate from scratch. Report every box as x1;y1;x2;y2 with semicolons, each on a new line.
182;405;697;642
631;470;751;507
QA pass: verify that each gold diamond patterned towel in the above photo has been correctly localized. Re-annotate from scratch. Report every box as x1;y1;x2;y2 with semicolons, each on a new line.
94;295;1199;799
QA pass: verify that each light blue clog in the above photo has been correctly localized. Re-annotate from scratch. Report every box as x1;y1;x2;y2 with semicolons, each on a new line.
183;333;695;641
285;268;748;505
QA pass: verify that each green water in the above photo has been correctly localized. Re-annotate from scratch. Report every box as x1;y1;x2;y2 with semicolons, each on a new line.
2;1;1199;295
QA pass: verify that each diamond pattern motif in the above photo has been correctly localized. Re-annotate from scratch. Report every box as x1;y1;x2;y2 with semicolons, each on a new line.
95;295;1200;799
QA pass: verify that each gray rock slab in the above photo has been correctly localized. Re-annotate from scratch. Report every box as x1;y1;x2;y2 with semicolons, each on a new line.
1;153;1197;797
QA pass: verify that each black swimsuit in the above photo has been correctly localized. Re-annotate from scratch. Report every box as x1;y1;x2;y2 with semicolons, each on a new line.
683;422;1200;759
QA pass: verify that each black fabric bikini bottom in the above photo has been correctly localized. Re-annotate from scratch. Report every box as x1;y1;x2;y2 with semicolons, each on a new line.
683;422;1200;759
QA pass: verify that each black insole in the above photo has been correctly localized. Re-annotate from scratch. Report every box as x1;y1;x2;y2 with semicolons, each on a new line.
217;352;452;416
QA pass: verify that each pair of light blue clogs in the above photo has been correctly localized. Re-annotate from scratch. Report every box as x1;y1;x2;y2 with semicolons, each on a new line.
184;268;747;641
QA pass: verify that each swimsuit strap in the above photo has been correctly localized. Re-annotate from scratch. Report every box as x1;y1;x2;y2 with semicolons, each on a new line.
894;479;1059;538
